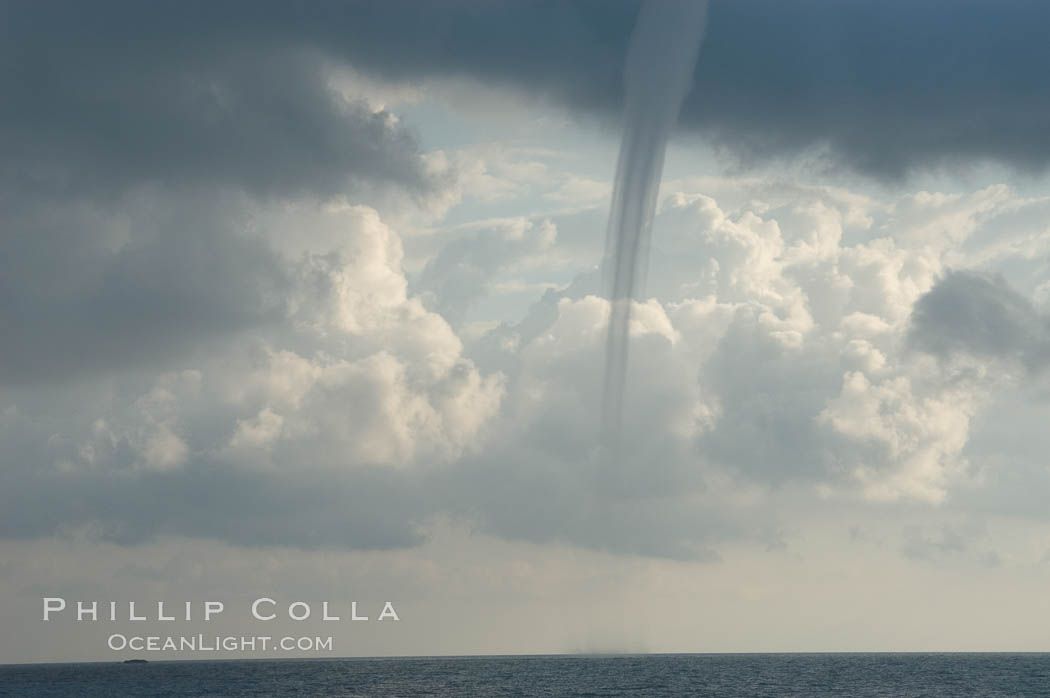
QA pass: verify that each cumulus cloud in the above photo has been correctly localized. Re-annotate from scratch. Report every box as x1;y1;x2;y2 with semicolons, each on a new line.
415;217;559;325
457;179;1050;529
0;203;503;549
7;162;1050;559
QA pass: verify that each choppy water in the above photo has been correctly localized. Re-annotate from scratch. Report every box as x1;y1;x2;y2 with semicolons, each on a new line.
3;653;1050;697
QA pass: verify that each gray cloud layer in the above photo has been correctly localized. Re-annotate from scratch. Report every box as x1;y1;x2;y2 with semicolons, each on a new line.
1;2;439;198
910;271;1050;369
10;1;1050;181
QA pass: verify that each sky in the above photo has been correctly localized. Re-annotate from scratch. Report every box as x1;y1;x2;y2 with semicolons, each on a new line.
5;0;1050;662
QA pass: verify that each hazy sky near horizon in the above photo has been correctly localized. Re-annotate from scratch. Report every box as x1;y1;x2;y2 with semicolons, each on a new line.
5;0;1050;661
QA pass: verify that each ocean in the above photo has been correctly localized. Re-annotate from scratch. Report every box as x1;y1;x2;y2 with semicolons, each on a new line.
2;653;1049;696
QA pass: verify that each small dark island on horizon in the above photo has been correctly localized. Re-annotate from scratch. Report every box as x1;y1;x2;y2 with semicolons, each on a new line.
122;659;148;664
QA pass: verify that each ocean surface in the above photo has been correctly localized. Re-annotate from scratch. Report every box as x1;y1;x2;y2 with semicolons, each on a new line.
3;653;1050;697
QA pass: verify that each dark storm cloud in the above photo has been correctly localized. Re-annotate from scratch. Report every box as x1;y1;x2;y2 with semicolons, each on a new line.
458;0;1050;178
258;0;1050;179
0;1;439;198
687;0;1050;177
1;1;448;385
469;0;1050;178
10;0;1050;186
909;271;1050;368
